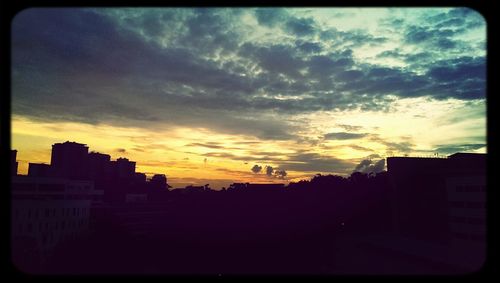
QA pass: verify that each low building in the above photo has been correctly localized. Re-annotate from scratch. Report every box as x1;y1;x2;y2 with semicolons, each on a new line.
11;175;104;270
386;153;486;271
28;163;52;178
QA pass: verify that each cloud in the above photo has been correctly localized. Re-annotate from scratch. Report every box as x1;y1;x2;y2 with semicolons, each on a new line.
324;132;368;140
336;124;363;131
254;8;288;28
434;143;486;155
285;17;316;36
295;40;322;54
274;169;287;179
186;142;227;149
251;164;262;173
11;8;486;144
279;152;354;174
265;165;274;176
353;158;385;174
116;148;126;153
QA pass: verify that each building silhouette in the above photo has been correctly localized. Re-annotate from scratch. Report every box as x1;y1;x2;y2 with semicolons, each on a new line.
28;163;51;178
10;140;487;274
387;152;486;271
51;141;89;179
88;152;111;182
113;157;136;180
11;150;18;176
11;175;103;271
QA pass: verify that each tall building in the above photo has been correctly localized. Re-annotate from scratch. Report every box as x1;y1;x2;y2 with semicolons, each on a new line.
115;158;136;179
87;152;111;181
11;150;18;176
51;141;89;180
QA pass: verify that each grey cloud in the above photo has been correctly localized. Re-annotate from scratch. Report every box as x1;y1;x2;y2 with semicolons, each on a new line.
240;43;305;79
295;40;322;54
186;142;235;150
337;124;363;131
434;143;486;155
265;165;274;176
353;158;385;174
285;17;316;36
274;169;288;179
324;132;368;140
279;152;354;173
254;8;288;27
251;164;262;173
11;8;486;142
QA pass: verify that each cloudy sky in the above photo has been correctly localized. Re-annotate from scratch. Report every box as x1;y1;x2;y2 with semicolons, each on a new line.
11;8;486;189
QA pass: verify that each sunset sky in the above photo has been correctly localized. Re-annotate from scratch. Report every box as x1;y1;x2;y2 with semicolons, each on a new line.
11;8;486;189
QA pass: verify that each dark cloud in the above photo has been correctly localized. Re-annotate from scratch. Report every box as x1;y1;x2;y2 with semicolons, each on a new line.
116;148;126;153
295;40;322;54
239;43;305;79
324;132;368;140
369;135;414;154
186;142;229;150
265;165;274;176
434;143;486;155
251;164;262;174
11;8;486;143
285;17;316;36
274;169;287;179
336;124;363;131
279;152;354;173
353;159;385;174
254;8;288;27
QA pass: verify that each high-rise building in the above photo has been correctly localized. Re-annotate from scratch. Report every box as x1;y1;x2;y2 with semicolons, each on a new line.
11;150;18;176
115;158;136;179
50;141;89;179
88;152;111;180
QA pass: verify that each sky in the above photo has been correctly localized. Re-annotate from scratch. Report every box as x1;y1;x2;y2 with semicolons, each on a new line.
11;7;486;189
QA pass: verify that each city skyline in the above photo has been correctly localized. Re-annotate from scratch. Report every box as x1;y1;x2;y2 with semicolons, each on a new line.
12;8;486;190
